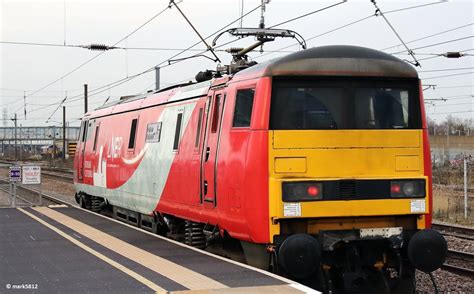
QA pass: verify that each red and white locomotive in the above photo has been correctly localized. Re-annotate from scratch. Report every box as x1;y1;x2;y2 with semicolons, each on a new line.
74;45;447;293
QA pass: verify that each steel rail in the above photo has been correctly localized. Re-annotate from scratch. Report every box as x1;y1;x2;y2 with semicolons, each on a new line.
447;249;474;262
41;171;74;183
432;222;474;241
441;263;474;278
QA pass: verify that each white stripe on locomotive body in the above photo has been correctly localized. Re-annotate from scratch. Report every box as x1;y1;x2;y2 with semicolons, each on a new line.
75;100;198;215
169;80;212;102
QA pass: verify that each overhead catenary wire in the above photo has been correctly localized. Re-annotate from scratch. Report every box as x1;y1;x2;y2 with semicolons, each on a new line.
46;95;68;122
434;85;474;89
370;0;420;66
141;1;348;89
422;71;474;80
41;3;265;120
253;1;447;60
0;41;83;48
390;36;474;55
416;48;474;62
31;1;438;121
418;66;474;73
440;95;474;100
17;3;174;110
381;22;474;51
1;42;299;53
9;0;458;122
49;0;346;114
239;0;244;28
40;0;346;121
268;1;346;28
430;102;473;107
169;0;221;63
428;110;473;115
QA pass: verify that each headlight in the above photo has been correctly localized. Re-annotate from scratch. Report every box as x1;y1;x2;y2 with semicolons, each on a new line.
282;182;323;202
390;180;425;198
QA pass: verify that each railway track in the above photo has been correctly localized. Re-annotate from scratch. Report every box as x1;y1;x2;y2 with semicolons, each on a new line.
432;221;474;241
41;170;74;183
441;249;474;278
431;222;474;278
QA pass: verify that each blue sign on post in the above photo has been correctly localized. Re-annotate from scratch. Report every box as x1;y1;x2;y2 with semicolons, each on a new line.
9;166;21;182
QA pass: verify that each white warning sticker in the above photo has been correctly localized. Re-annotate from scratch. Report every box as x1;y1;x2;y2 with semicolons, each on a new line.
410;199;426;213
284;202;301;217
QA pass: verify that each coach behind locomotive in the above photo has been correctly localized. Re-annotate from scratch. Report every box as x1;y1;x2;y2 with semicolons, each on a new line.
74;45;447;293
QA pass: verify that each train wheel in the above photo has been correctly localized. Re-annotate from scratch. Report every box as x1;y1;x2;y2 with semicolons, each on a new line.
184;221;206;249
90;196;102;213
79;194;91;210
79;196;86;209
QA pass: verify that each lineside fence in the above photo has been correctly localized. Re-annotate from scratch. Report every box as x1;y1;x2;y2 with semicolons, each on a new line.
432;153;473;224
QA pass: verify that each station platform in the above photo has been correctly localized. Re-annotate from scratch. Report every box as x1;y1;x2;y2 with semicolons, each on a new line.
0;205;317;293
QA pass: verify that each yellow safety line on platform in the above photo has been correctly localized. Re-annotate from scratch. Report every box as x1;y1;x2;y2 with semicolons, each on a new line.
170;284;308;293
32;206;228;291
17;207;166;294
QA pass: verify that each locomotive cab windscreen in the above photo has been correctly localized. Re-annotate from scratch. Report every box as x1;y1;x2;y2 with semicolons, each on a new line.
270;77;421;131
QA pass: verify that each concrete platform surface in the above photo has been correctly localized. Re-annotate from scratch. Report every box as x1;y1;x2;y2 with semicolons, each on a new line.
0;205;318;294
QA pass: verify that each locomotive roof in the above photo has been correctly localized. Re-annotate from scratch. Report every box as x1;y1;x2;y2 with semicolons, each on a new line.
86;45;417;118
233;45;418;81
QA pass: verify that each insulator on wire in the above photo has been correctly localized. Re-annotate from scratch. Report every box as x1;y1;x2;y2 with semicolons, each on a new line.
86;44;117;51
442;52;463;58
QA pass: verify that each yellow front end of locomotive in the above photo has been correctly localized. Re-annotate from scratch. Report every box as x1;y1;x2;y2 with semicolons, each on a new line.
268;130;429;242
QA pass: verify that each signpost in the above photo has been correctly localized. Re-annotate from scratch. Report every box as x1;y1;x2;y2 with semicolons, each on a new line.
8;166;21;207
8;165;42;207
21;165;42;205
22;166;41;185
9;166;21;182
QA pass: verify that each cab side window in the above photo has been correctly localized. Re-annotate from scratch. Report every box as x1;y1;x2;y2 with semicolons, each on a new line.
232;88;255;128
128;119;138;149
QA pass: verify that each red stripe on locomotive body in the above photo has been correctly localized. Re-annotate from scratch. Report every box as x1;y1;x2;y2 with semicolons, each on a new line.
419;81;433;228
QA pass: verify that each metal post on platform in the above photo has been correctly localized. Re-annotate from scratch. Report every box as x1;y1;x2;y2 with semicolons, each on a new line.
19;124;22;162
14;113;18;161
63;106;66;160
12;182;16;208
39;185;43;207
464;156;468;219
9;182;13;208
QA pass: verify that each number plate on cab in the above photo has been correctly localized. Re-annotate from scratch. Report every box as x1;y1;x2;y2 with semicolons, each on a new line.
360;227;402;239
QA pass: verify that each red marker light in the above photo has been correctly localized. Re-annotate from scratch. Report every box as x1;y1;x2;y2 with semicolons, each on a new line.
391;184;401;193
307;186;319;197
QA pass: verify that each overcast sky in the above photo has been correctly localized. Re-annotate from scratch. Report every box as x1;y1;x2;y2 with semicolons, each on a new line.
1;0;473;127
